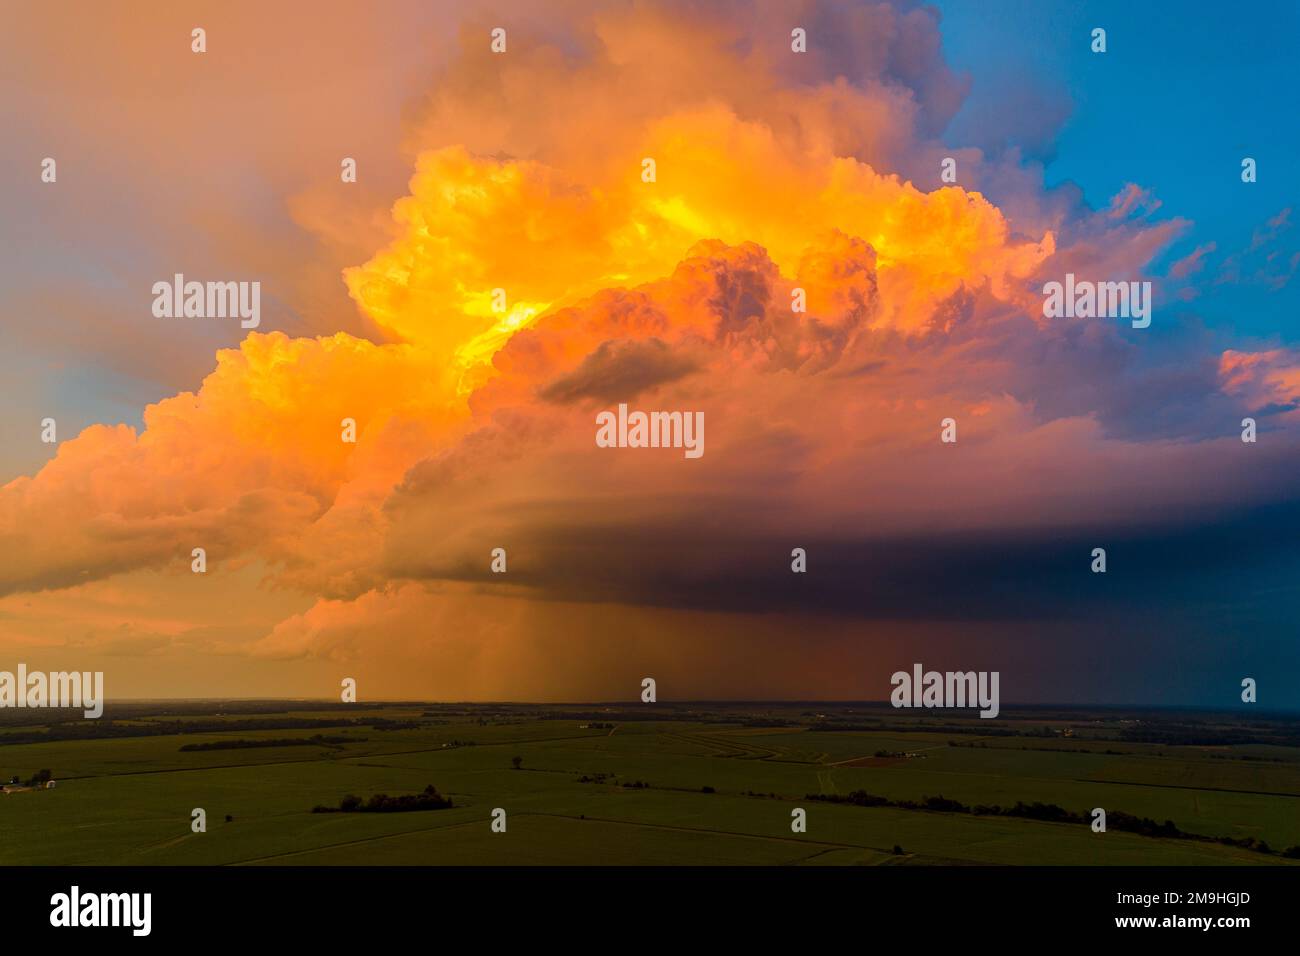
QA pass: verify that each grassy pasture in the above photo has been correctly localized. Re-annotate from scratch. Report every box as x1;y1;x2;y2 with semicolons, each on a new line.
2;705;1298;866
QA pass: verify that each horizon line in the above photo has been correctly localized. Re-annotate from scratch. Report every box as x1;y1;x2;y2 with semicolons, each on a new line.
34;697;1296;715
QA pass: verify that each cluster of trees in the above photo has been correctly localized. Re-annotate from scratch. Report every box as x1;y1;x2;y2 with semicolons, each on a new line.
813;789;890;808
179;734;359;752
811;789;1129;825
312;785;452;814
3;768;53;788
572;773;711;794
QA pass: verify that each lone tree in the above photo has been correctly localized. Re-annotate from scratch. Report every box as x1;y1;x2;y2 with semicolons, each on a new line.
511;756;523;770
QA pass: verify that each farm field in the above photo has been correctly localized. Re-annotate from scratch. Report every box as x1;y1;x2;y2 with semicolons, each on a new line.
2;702;1298;866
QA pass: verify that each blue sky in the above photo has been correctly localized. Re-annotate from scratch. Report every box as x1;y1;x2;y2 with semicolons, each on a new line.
937;0;1299;343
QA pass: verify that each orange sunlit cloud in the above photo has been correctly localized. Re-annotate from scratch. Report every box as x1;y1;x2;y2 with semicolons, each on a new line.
2;0;1297;701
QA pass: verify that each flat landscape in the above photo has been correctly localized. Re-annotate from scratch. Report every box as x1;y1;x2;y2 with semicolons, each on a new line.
2;702;1298;866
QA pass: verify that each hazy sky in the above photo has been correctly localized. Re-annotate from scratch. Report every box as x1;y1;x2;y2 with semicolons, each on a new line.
1;1;1297;706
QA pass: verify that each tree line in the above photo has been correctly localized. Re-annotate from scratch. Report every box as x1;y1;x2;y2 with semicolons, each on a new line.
807;789;1300;857
312;784;453;814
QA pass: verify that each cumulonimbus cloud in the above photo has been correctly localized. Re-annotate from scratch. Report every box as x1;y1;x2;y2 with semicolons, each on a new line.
2;0;1297;698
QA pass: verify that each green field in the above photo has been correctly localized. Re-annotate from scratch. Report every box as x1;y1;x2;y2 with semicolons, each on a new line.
2;703;1298;866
